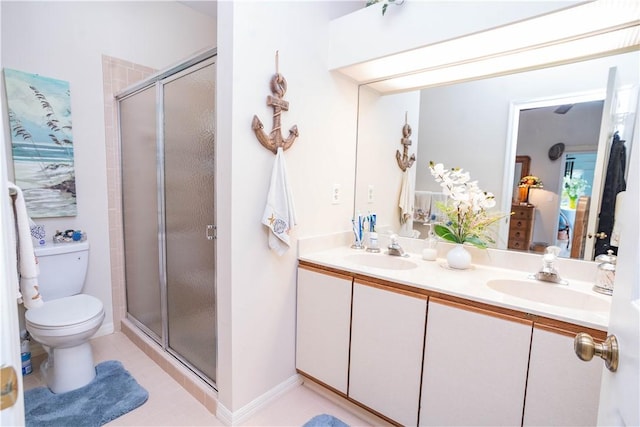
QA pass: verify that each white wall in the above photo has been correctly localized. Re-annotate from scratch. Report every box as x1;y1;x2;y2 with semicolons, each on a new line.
216;0;361;413
1;1;215;334
356;85;420;235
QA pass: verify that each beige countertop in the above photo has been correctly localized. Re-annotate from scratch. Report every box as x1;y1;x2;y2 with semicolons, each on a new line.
299;246;610;332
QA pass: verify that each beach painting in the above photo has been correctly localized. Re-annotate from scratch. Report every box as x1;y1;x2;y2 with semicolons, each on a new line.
4;68;77;217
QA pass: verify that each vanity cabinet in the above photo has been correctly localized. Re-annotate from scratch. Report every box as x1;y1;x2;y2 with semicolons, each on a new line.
420;298;533;426
349;280;427;426
523;325;603;426
296;266;352;394
508;204;535;251
296;261;606;426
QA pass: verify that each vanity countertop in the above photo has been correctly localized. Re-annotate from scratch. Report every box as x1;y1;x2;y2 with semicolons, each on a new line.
299;246;610;332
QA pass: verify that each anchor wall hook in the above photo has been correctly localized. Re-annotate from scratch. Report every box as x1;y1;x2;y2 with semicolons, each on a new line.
252;52;299;154
396;118;415;171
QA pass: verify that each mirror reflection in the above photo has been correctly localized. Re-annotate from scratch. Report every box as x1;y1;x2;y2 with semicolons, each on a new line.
355;51;639;260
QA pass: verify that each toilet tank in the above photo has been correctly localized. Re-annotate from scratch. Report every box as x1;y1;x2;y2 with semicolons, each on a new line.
34;241;89;301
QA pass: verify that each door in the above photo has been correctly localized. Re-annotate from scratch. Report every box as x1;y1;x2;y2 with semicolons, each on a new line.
163;60;217;383
349;280;427;426
1;128;25;425
120;55;217;386
584;67;638;260
120;85;163;338
595;101;639;426
296;267;352;394
420;298;532;426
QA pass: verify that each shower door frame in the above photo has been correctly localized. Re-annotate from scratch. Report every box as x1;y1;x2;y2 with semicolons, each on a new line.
116;48;217;388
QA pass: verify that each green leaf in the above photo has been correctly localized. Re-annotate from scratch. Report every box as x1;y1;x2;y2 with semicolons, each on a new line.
464;236;488;249
434;224;461;243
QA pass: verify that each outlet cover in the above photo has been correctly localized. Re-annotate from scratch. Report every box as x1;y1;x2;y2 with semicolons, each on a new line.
367;185;374;203
332;184;341;204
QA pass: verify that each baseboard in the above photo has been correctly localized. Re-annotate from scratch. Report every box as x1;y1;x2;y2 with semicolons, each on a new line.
216;374;303;426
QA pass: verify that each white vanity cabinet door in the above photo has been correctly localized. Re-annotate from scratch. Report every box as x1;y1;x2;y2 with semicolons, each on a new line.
523;325;603;426
296;266;352;394
349;280;427;426
420;298;532;426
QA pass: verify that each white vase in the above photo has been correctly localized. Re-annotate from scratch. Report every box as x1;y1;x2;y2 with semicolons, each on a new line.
447;244;472;270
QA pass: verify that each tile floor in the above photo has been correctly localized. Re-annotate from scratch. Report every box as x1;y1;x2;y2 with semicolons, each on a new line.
22;332;380;426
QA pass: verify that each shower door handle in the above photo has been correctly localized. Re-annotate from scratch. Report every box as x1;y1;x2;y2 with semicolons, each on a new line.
206;225;216;240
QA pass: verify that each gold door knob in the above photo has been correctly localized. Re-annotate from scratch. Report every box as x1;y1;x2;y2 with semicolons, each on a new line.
587;232;608;239
574;332;618;372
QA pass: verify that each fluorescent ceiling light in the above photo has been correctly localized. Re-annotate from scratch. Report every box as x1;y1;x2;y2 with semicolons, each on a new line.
369;25;639;93
338;0;640;93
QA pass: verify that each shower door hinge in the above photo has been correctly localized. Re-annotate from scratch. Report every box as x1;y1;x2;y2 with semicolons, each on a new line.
206;224;216;240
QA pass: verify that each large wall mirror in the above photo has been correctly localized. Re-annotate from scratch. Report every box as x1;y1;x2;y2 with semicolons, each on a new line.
354;50;639;261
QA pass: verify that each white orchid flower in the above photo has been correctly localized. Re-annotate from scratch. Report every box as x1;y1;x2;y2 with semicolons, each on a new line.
429;162;508;249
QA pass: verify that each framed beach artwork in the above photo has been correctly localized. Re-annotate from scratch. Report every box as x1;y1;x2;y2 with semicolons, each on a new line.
4;68;77;217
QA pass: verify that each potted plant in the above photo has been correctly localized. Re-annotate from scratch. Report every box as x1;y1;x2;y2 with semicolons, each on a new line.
429;162;510;269
563;176;589;209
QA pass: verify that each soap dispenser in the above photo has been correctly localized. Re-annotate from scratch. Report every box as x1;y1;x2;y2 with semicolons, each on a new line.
594;250;616;295
422;224;438;261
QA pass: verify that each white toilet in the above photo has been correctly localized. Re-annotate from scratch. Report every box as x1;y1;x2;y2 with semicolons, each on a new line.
25;241;105;394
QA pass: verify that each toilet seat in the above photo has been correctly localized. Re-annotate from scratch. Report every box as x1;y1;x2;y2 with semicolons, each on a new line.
25;294;104;330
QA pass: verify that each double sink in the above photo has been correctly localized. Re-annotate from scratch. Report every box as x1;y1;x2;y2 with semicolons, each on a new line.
345;252;609;313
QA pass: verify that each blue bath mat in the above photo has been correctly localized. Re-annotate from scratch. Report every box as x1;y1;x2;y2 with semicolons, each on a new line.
25;360;148;427
303;413;350;427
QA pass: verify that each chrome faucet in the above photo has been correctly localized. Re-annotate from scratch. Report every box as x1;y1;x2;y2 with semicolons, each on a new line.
387;234;407;257
533;246;567;284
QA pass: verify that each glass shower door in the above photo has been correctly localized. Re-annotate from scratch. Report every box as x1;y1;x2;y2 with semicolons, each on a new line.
162;61;216;383
120;86;163;339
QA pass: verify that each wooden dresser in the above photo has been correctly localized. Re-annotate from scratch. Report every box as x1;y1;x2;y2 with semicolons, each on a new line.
508;204;535;251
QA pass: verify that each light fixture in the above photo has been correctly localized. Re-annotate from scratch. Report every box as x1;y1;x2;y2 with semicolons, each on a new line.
336;0;640;93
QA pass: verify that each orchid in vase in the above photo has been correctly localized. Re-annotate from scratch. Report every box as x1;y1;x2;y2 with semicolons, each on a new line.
429;162;509;249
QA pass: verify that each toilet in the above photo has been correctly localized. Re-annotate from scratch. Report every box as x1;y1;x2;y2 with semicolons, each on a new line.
25;241;105;394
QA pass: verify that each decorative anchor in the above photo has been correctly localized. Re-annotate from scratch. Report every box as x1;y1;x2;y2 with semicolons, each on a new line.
396;112;415;171
252;51;299;154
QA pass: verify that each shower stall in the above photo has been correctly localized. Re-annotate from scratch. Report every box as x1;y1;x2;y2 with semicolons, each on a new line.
116;50;217;386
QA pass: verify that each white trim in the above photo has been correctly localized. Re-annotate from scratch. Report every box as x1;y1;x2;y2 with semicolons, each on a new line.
216;374;303;426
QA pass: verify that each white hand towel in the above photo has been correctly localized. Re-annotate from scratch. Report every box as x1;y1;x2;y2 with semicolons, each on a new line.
262;147;297;256
414;191;432;221
7;182;43;309
398;169;413;224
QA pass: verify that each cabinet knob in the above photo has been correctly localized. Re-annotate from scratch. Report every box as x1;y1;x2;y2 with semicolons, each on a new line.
574;332;618;372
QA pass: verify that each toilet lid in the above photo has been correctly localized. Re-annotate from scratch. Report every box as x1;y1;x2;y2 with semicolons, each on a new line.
25;294;104;328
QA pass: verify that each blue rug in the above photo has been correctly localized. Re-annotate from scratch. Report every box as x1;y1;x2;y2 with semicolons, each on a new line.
25;360;148;427
303;414;350;427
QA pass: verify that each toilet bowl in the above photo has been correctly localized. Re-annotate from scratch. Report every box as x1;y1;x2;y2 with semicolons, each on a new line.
24;241;105;394
26;294;105;393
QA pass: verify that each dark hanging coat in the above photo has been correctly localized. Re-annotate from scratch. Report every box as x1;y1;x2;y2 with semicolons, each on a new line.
595;132;626;256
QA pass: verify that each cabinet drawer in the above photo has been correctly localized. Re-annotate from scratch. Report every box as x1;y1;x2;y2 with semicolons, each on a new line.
510;218;532;231
512;206;534;219
509;228;531;240
508;238;529;250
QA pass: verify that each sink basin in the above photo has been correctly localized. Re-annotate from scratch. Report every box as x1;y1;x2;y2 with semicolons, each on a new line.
486;279;610;312
345;253;418;270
